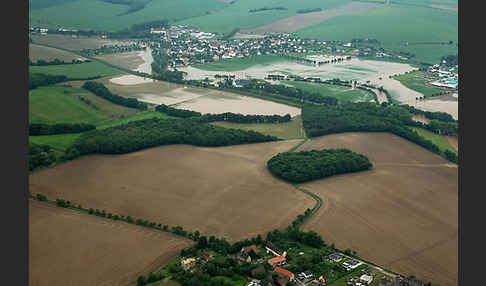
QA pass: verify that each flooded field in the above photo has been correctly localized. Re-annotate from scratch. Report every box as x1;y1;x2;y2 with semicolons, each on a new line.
182;58;458;118
415;93;458;120
99;77;301;116
105;47;154;85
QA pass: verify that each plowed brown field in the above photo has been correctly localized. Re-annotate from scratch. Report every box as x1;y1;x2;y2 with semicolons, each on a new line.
297;132;457;286
29;200;193;286
29;141;315;242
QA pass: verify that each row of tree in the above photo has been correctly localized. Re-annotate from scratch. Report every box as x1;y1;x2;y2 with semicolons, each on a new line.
82;81;148;110
30;123;96;136
69;118;278;156
29;58;89;66
198;112;292;124
155;104;201;118
401;104;456;122
267;149;373;183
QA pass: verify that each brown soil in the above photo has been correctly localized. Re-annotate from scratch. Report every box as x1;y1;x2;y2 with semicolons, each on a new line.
29;141;315;242
29;200;193;286
241;2;381;34
412;114;431;124
446;136;458;152
297;133;457;286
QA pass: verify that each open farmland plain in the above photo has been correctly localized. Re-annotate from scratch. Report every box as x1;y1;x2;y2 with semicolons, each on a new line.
296;132;457;286
29;44;83;62
29;140;315;242
29;200;193;286
29;61;124;79
30;34;134;51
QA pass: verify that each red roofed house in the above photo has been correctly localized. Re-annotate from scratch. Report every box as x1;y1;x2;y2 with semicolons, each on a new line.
274;266;295;282
268;256;286;267
242;245;258;254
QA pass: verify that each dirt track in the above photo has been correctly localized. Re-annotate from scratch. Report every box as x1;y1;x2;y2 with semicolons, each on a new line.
29;141;315;242
29;200;193;286
241;2;381;34
297;133;457;286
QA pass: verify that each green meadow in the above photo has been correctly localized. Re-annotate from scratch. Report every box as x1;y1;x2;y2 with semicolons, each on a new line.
283;81;375;102
211;116;305;140
393;71;444;97
29;0;228;32
411;127;457;154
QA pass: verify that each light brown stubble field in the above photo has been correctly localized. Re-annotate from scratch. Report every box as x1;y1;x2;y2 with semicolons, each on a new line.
29;141;315;242
297;132;457;286
29;200;193;286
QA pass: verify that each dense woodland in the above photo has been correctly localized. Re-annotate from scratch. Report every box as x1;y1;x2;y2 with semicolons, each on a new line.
301;103;457;163
30;123;96;136
29;143;57;171
29;73;68;89
70;118;278;156
268;149;373;183
198;112;291;124
82;81;147;110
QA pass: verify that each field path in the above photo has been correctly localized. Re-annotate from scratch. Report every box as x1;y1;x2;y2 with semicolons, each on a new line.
241;2;382;34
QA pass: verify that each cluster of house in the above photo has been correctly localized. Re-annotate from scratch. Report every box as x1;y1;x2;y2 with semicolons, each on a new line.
159;31;354;67
29;27;49;35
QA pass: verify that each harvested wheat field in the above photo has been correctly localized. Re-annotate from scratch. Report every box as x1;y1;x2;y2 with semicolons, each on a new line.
29;200;193;286
297;132;457;286
29;44;83;62
29;140;315;242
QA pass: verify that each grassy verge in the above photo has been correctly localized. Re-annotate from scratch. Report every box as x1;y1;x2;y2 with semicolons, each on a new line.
410;127;457;154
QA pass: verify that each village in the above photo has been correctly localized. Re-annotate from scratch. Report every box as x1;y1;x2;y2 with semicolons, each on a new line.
174;240;427;286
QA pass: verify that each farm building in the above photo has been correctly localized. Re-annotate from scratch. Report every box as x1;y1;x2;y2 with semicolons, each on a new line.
342;259;362;270
268;256;286;267
360;274;373;285
180;257;196;271
266;242;286;257
274;266;295;282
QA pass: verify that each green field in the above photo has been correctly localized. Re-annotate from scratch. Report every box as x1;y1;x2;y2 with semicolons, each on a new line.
393;71;444;97
29;0;228;32
29;133;82;151
29;61;124;79
211;116;305;140
411;127;457;154
178;0;351;34
296;4;457;64
29;86;113;125
283;81;375;102
194;55;287;71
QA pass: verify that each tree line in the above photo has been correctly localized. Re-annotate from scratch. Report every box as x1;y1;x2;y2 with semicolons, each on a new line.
267;149;373;183
297;8;322;14
29;73;68;90
249;7;287;13
401;104;456;122
30;123;95;136
301;103;457;163
82;81;148;110
155;104;292;123
68;118;278;157
29;58;89;66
